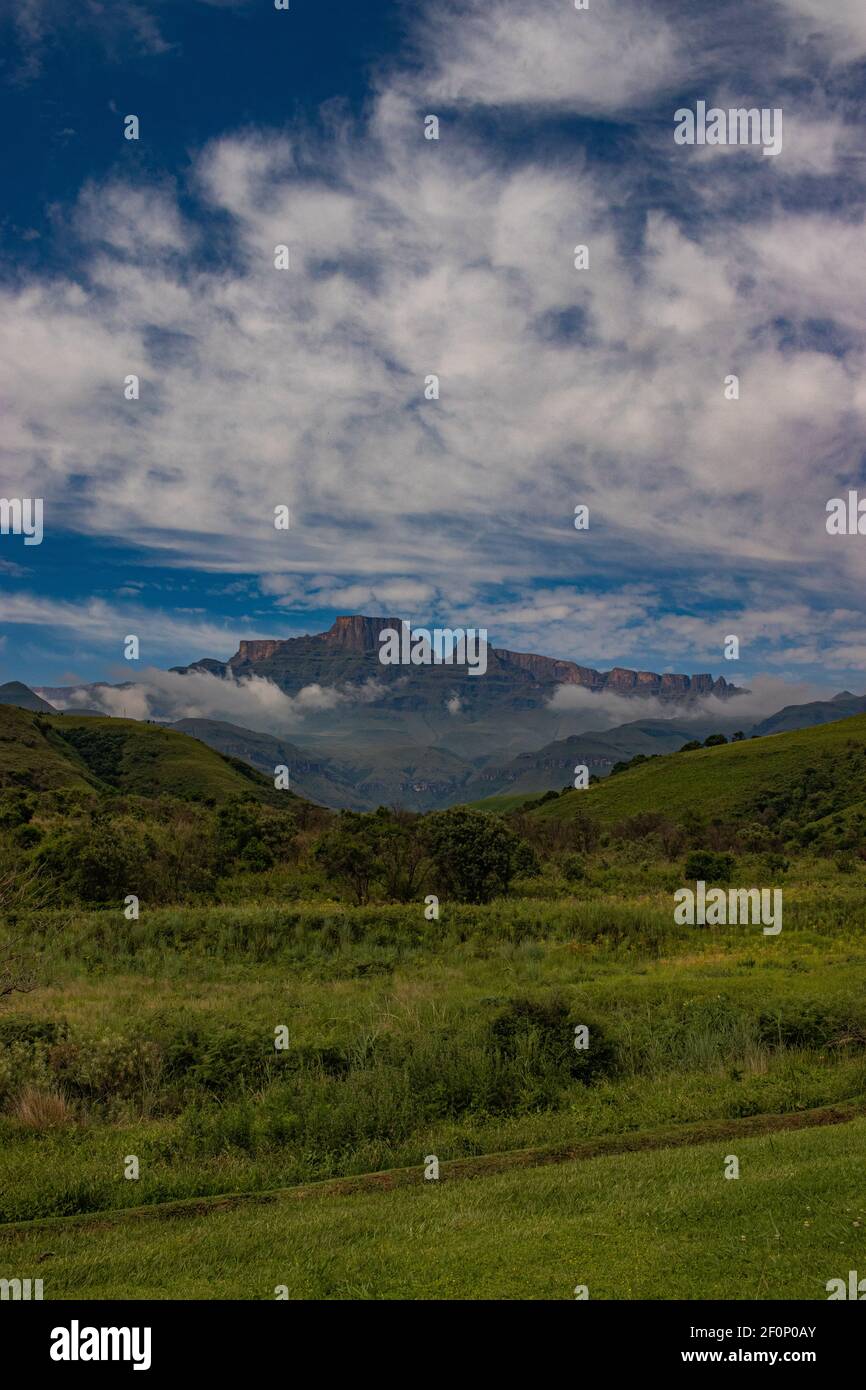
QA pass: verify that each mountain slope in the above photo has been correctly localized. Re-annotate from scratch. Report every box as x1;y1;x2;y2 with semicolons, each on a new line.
0;708;312;806
463;717;746;802
751;692;866;736
0;681;56;713
170;719;365;809
530;715;866;832
171;718;478;811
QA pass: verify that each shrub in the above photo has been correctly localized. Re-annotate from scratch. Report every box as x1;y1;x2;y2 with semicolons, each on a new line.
0;1017;68;1050
34;819;154;904
683;850;735;883
489;996;618;1085
561;854;586;883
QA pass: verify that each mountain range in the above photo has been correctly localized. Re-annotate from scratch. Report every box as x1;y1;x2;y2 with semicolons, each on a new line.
176;614;742;705
3;616;861;811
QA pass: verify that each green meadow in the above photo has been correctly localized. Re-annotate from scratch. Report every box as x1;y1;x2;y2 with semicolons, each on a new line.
2;711;866;1298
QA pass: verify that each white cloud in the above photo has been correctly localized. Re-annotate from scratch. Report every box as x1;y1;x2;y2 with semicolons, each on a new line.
548;674;834;730
413;0;685;114
52;666;387;730
3;0;866;687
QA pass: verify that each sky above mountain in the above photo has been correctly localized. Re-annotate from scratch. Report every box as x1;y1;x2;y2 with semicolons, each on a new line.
1;0;866;695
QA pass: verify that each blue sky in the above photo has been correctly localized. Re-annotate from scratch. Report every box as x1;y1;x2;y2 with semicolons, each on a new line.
2;0;866;707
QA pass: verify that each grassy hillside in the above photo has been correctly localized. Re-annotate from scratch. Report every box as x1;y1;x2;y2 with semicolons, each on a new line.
0;706;98;793
531;714;866;834
0;707;303;806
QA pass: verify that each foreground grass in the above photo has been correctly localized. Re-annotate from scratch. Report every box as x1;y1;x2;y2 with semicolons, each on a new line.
3;1117;866;1299
3;877;866;1223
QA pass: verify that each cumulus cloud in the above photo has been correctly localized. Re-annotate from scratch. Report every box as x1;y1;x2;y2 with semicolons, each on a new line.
3;0;866;690
412;0;686;115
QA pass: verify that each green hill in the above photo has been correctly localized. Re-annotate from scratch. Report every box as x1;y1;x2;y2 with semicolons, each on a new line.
530;714;866;841
0;706;307;806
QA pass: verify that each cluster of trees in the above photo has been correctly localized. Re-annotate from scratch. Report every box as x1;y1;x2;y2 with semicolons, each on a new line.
0;789;540;909
0;790;303;906
314;806;538;905
679;732;745;752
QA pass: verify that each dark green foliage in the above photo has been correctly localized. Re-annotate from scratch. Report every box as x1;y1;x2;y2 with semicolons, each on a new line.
314;812;385;905
35;817;156;904
313;808;429;906
489;996;618;1085
0;1016;67;1049
216;798;297;872
683;849;735;883
703;734;728;748
424;806;538;903
678;740;702;752
561;853;586;882
0;790;35;828
757;1002;866;1051
610;753;658;776
55;726;130;785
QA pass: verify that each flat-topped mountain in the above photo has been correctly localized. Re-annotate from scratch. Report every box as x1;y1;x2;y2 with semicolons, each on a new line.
175;614;741;707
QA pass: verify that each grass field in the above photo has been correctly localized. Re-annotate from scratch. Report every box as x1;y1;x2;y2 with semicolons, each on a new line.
2;715;866;1299
3;1115;865;1299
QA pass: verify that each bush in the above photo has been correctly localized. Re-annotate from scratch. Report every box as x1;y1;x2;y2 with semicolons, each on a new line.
561;854;586;883
425;807;536;903
34;819;155;904
683;850;735;883
0;1017;67;1050
489;996;618;1085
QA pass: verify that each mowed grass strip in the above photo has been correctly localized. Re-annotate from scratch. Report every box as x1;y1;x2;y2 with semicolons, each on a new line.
2;1095;863;1239
2;1117;866;1299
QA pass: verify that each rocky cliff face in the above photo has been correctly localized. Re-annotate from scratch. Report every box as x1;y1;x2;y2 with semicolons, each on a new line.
229;640;286;667
209;616;742;706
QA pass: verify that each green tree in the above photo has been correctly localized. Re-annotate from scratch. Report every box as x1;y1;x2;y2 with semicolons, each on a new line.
424;807;537;904
314;812;383;905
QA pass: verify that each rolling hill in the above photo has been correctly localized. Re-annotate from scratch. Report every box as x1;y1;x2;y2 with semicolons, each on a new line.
0;707;311;807
528;714;866;834
751;691;866;736
462;716;744;803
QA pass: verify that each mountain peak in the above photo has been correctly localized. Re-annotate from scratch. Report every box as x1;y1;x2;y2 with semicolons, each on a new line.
321;615;403;651
0;681;56;713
